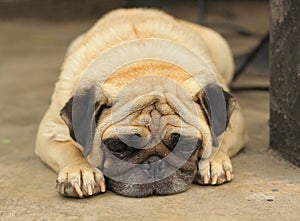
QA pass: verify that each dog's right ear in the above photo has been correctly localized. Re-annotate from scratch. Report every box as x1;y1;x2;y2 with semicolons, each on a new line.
196;83;236;147
60;86;107;156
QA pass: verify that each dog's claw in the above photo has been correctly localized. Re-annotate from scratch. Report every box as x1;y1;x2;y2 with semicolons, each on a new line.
203;174;209;184
87;184;93;195
100;181;106;192
211;175;218;185
225;170;231;181
60;183;65;194
74;183;83;197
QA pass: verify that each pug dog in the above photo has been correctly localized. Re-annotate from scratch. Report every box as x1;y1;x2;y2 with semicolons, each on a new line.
35;8;248;198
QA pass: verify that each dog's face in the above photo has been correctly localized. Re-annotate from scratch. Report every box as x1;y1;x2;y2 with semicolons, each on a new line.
60;62;235;197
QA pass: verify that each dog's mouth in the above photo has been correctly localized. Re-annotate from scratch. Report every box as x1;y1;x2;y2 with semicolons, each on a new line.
100;135;200;197
105;156;197;197
106;170;196;197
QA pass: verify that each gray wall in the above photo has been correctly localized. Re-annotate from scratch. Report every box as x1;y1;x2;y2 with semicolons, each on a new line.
270;0;300;166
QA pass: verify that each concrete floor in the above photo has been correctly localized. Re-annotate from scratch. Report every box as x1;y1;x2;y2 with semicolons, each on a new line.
0;12;300;221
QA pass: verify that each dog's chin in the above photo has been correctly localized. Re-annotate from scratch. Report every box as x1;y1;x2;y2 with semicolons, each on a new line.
105;168;196;197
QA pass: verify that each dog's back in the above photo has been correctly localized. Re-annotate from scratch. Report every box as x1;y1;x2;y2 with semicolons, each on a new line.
65;8;233;95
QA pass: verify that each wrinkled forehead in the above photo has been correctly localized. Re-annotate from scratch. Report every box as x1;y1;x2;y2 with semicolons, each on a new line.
100;91;203;142
107;75;200;117
94;72;210;147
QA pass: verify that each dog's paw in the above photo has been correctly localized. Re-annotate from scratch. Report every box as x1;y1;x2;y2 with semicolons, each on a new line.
196;150;233;185
56;162;106;198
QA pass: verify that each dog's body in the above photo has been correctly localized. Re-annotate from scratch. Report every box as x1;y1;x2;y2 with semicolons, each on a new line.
36;8;248;197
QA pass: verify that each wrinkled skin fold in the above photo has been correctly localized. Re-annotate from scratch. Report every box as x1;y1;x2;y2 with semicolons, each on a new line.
35;8;248;198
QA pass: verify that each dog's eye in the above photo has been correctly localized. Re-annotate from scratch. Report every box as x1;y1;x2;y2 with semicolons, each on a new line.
104;138;136;158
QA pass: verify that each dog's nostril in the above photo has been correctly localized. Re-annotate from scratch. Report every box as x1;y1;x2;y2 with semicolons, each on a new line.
162;133;180;150
168;133;180;150
171;133;180;142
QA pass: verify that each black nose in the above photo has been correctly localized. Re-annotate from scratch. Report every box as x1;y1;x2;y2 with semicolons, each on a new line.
163;133;180;150
142;155;167;179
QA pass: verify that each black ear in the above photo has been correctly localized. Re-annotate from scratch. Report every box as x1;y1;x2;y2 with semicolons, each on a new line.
197;83;236;147
60;87;106;156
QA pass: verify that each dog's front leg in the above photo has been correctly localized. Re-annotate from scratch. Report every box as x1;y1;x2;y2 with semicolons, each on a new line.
196;103;248;185
36;123;105;198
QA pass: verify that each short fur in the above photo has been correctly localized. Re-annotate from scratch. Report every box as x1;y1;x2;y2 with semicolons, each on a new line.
36;8;248;198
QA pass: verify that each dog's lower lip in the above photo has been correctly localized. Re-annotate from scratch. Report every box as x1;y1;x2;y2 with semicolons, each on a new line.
102;154;197;178
106;167;196;197
104;163;197;184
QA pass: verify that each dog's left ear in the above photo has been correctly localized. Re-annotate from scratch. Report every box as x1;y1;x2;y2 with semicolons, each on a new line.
196;83;236;147
60;86;107;156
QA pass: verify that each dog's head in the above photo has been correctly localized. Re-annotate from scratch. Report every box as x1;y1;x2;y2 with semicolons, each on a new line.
60;61;235;197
